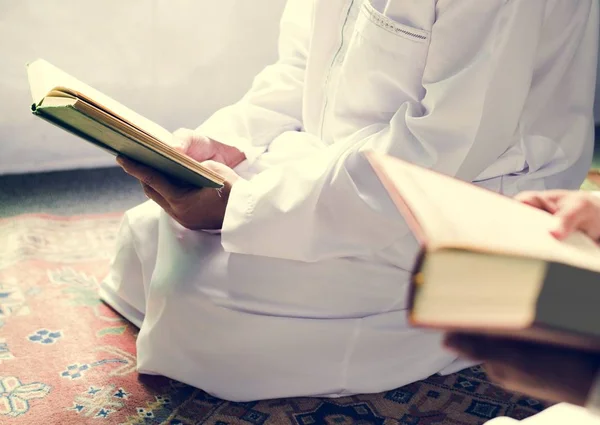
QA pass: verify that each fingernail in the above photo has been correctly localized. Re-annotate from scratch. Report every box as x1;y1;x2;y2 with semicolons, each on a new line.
550;226;568;240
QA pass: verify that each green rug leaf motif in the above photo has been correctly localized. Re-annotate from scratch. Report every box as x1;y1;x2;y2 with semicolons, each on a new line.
97;326;127;338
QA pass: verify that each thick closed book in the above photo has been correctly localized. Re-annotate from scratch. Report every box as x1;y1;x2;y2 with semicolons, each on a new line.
27;59;224;189
367;152;600;352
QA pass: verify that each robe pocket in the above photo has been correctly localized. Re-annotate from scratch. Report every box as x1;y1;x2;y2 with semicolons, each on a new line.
331;0;432;136
358;0;430;51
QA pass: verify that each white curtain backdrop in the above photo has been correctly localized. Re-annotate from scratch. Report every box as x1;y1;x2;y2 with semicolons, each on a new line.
0;0;286;174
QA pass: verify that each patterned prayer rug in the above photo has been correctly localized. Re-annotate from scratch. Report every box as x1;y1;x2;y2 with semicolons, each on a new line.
0;214;551;425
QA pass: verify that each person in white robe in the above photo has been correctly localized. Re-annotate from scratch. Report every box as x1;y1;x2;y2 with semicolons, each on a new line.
101;0;599;401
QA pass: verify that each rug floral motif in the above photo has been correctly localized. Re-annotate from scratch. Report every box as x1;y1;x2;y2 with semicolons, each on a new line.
0;214;551;424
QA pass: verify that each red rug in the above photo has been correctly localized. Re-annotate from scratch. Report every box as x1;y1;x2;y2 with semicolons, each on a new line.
0;214;550;424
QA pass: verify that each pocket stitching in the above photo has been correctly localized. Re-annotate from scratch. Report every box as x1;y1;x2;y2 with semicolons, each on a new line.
361;2;429;43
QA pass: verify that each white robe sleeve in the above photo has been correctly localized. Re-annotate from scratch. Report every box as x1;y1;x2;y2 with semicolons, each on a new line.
196;0;312;164
221;0;596;262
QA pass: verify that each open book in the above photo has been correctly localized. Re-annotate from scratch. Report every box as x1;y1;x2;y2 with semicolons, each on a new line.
27;59;224;188
367;152;600;351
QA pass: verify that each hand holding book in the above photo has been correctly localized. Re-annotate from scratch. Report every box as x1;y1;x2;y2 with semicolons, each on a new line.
444;333;600;406
118;128;246;230
26;59;249;230
366;153;600;351
442;190;600;407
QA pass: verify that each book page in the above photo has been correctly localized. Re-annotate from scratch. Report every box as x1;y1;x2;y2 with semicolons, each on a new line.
367;152;600;273
27;59;173;145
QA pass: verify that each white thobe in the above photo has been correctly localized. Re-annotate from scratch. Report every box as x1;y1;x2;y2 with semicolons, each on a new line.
100;0;599;401
485;403;600;424
588;369;600;417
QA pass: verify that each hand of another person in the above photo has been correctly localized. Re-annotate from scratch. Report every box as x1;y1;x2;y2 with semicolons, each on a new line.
516;190;600;241
444;333;600;406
